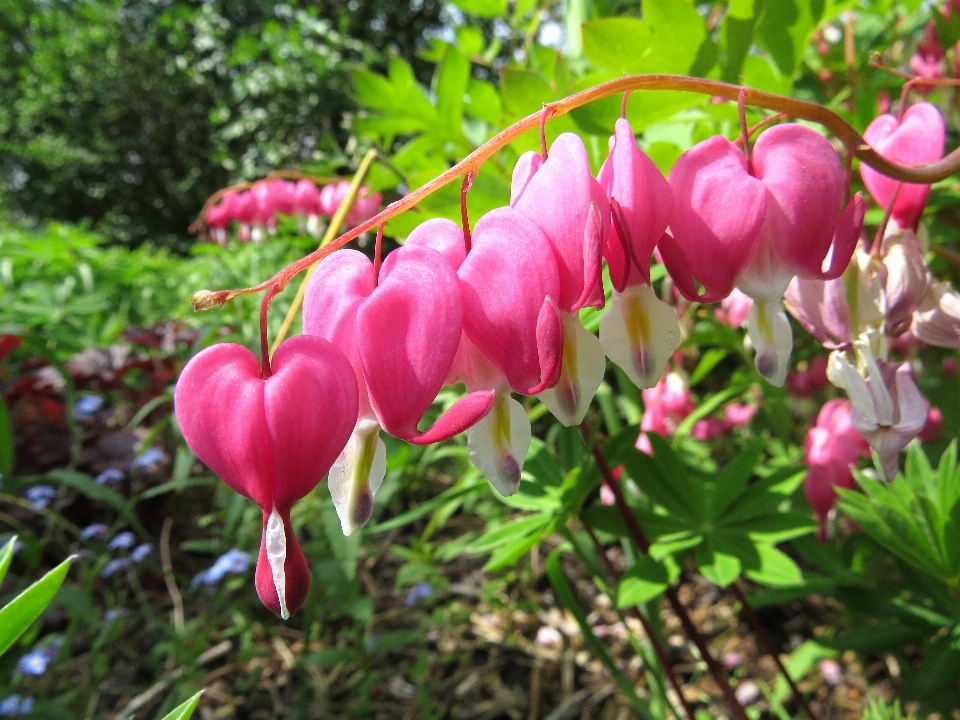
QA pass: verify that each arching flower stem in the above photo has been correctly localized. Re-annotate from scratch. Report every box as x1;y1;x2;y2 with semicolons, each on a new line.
192;74;960;314
460;171;475;254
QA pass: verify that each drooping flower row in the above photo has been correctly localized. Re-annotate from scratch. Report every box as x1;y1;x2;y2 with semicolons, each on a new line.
202;178;382;244
175;103;958;618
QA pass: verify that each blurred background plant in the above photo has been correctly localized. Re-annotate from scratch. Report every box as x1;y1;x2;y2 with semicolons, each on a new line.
2;0;960;718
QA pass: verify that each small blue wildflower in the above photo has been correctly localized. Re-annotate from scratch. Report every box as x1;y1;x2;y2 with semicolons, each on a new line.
79;523;109;542
104;608;127;622
100;558;130;578
404;581;434;606
73;395;104;421
25;484;57;510
107;532;135;550
188;548;250;592
0;695;34;717
131;447;166;470
130;543;153;563
15;637;61;677
95;468;125;485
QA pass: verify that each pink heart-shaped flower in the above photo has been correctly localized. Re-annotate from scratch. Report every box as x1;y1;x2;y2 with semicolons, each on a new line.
174;336;358;617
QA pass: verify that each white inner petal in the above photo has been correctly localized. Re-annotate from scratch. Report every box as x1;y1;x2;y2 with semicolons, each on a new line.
538;313;606;426
468;393;532;496
265;507;289;620
328;417;386;536
746;300;793;387
599;284;680;389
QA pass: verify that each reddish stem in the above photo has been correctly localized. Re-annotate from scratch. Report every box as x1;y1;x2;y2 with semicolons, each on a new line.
373;224;385;287
621;90;632;119
579;422;750;720
583;525;697;720
540;104;553;157
871;181;903;256
193;74;960;312
733;113;789;147
259;285;282;378
460;171;475;254
730;582;819;720
738;87;752;173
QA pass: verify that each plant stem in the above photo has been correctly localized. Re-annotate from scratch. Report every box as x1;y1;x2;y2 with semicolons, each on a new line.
583;525;697;720
579;422;750;720
729;581;819;720
193;73;960;311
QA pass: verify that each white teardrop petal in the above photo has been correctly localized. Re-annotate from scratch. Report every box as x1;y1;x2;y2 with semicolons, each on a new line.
265;507;289;620
538;313;606;426
599;284;680;389
328;417;386;536
468;393;532;496
746;300;793;386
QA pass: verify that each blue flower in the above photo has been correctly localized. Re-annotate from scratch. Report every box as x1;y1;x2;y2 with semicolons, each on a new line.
404;582;434;606
79;523;109;542
95;468;125;485
73;395;104;421
107;532;135;550
0;695;34;716
100;558;130;578
188;549;250;592
104;608;127;622
15;637;61;677
24;485;57;510
131;447;166;470
130;544;153;563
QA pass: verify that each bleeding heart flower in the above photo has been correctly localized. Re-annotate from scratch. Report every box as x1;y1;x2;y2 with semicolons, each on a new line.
510;134;609;423
860;103;945;232
912;279;960;348
304;246;495;532
174;336;359;618
596;118;680;389
827;343;927;480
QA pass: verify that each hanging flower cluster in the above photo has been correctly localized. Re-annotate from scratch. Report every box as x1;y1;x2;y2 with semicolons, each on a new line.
202;178;382;244
175;93;958;618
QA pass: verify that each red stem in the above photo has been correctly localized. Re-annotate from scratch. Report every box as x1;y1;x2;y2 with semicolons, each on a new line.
259;285;282;378
540;105;553;158
579;422;750;720
193;74;960;311
738;87;752;173
460;172;475;254
583;525;697;720
373;224;385;287
871;181;903;256
621;90;632;119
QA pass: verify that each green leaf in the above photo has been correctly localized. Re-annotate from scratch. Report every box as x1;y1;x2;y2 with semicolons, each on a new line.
158;691;204;720
0;536;15;586
456;26;485;56
756;0;824;76
617;555;679;606
484;518;555;571
546;550;655;719
435;44;470;131
696;538;742;587
689;348;728;386
470;514;552;553
465;79;502;124
0;398;13;480
617;437;700;522
44;470;146;536
728;0;756;19
582;18;653;75
709;439;764;519
744;544;804;587
500;68;555;117
449;0;507;18
368;478;484;533
0;555;73;656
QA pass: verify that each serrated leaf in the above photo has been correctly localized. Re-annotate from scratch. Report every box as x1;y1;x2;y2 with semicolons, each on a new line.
617;554;679;606
709;439;764;519
618;439;699;522
0;555;73;656
722;467;805;524
158;690;204;720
